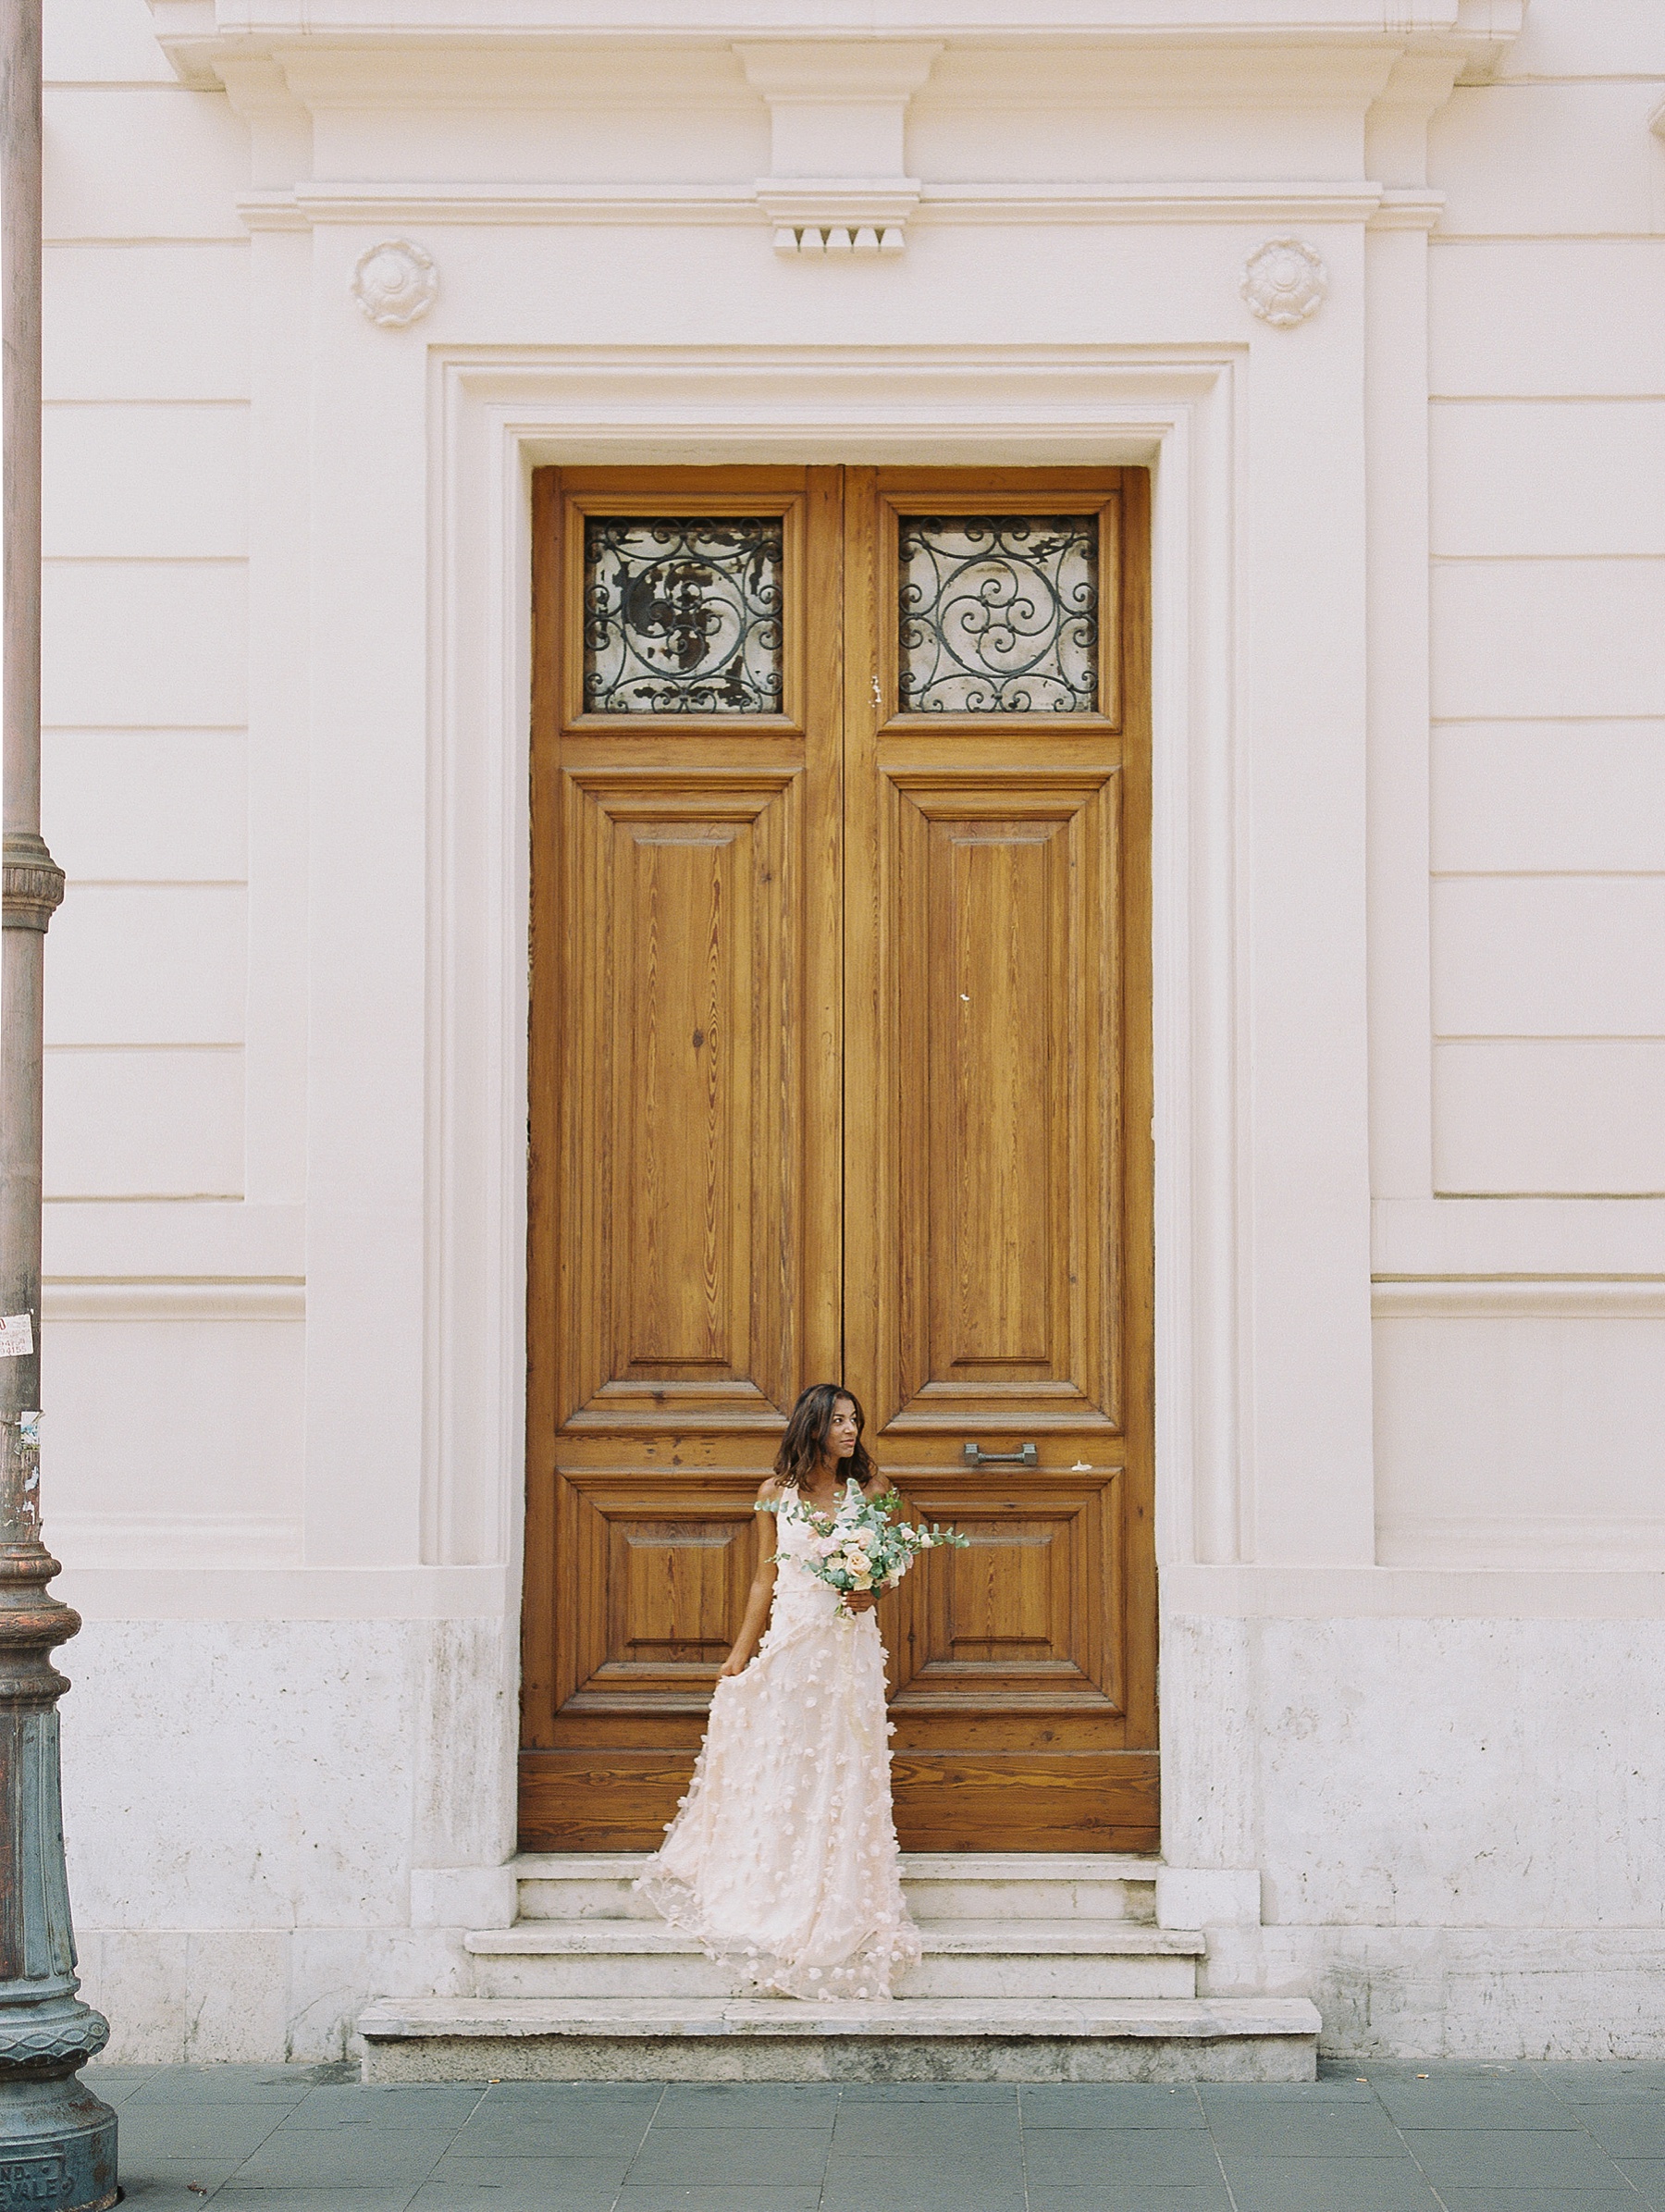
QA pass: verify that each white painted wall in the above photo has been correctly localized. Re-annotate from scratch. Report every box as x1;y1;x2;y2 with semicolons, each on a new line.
22;0;1665;2060
1374;5;1665;1581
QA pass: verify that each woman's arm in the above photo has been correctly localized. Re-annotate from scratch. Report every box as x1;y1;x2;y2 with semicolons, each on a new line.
719;1482;782;1676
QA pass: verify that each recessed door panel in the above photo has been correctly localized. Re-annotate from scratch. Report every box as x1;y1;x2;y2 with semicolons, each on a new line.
884;1475;1121;1712
560;773;800;1425
557;1475;767;1708
887;771;1122;1427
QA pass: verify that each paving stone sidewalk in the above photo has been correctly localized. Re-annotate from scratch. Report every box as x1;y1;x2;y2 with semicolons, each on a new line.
89;2058;1665;2212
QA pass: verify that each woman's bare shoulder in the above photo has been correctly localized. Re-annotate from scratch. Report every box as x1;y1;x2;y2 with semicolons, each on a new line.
756;1474;786;1501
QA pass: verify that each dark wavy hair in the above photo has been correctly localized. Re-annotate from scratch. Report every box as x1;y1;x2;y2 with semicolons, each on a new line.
773;1382;877;1491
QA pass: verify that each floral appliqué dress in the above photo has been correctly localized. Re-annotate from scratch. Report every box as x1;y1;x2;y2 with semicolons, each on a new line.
635;1478;922;1999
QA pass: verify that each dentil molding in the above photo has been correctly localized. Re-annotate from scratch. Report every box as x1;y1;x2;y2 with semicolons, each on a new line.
1240;237;1327;328
352;239;438;327
771;217;906;259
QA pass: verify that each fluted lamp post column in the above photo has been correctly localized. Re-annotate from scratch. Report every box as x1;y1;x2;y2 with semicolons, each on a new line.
0;0;118;2200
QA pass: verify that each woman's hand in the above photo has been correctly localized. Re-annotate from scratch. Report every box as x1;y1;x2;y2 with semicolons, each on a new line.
844;1590;879;1614
718;1648;752;1678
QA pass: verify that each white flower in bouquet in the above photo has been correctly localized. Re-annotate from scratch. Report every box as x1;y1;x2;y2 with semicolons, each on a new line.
759;1482;971;1613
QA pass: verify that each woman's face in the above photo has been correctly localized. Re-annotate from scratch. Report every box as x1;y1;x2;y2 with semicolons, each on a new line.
827;1396;859;1460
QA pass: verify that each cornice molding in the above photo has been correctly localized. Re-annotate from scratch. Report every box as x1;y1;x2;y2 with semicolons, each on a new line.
924;181;1393;225
1372;1278;1665;1322
249;40;1412;108
240;178;1408;233
43;1278;306;1323
1367;188;1445;233
240;192;314;231
147;6;1524;97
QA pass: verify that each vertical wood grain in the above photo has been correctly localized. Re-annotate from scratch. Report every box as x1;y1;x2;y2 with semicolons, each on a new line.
846;470;1157;1849
523;465;1155;1851
522;466;563;1748
523;469;843;1842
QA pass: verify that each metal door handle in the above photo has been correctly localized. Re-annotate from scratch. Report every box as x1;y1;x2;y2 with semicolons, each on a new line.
962;1440;1038;1469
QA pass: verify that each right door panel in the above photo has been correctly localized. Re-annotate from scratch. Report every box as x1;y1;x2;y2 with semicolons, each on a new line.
845;469;1156;1851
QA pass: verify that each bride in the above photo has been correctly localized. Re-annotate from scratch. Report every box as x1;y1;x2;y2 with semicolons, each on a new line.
635;1382;921;1999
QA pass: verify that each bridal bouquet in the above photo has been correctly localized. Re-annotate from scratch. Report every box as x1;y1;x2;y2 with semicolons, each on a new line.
761;1486;970;1611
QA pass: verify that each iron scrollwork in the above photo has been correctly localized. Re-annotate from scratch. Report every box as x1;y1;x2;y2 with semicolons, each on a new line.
584;516;784;714
898;514;1099;714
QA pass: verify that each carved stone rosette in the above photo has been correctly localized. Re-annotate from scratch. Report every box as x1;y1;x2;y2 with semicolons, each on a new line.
1240;237;1328;328
351;239;438;328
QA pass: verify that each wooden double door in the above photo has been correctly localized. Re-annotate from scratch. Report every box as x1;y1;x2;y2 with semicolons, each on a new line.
523;466;1155;1853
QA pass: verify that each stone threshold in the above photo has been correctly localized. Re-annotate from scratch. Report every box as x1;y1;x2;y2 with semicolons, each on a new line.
464;1921;1205;1958
358;1995;1321;2083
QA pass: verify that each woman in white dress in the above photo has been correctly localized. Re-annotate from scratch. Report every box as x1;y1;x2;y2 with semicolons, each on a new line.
635;1383;921;1999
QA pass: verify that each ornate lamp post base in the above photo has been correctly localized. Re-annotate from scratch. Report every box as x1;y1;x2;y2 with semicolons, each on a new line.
0;1531;117;2211
0;2034;116;2212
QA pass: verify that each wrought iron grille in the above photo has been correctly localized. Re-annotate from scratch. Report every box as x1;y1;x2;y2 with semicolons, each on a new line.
898;514;1099;713
583;515;785;714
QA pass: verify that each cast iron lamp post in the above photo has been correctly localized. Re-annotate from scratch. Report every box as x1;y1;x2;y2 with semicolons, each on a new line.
0;0;119;2199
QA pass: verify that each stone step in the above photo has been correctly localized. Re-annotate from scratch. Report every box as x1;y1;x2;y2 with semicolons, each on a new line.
462;1918;1203;2001
358;1994;1321;2084
905;1855;1160;1926
515;1851;1160;1925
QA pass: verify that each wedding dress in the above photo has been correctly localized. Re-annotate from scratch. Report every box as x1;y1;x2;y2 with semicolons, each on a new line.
635;1478;921;1998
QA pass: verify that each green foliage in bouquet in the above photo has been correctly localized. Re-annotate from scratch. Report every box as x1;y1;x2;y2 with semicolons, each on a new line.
758;1479;970;1612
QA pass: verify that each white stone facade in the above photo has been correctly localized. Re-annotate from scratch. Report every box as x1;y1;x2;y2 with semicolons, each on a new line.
32;0;1665;2060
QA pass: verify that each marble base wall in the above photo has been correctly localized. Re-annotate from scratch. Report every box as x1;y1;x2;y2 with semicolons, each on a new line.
1204;1925;1665;2064
56;1613;1665;2063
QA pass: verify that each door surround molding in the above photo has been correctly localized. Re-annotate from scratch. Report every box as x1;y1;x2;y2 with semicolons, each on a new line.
425;343;1255;1876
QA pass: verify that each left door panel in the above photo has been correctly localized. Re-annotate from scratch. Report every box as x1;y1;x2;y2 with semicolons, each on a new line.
522;469;844;1848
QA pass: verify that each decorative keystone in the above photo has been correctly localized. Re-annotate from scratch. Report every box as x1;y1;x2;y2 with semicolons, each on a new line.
1240;238;1327;329
740;42;939;258
351;239;438;328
